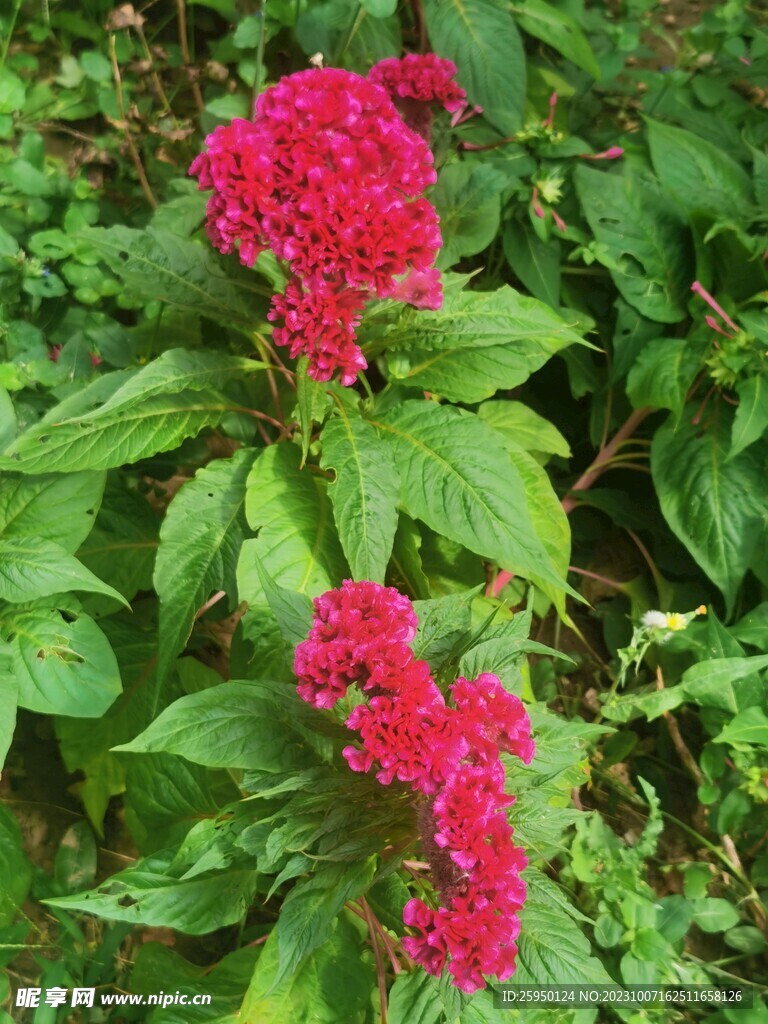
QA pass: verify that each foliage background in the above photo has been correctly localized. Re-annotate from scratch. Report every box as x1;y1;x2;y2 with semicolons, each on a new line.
1;0;768;1020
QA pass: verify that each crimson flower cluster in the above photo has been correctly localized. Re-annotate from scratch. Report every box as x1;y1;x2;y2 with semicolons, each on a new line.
190;66;444;386
368;53;467;140
294;580;534;992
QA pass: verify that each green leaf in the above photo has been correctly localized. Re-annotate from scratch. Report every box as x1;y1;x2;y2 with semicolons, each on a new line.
79;226;267;330
372;402;574;597
241;913;375;1023
385;284;584;403
239;444;347;605
296;356;330;466
253;555;314;649
514;897;612;985
276;858;376;984
2;600;122;718
0;658;17;772
320;412;400;583
45;862;259;934
0;70;25;114
0;471;106;553
388;971;464;1024
575;166;692;323
433;163;507;268
155;448;257;682
114;680;328;772
690;897;740;934
360;0;396;16
0;390;229;474
423;0;526;136
477;401;570;460
626;338;700;418
731;376;768;457
0;805;31;926
647;119;754;222
54;822;97;895
503;220;561;308
510;0;601;78
651;408;768;611
0;538;128;606
713;706;768;749
76;476;159;606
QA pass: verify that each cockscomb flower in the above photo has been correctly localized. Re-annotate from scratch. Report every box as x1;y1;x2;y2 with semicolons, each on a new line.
191;67;444;385
294;581;534;992
267;278;367;386
294;580;418;707
368;54;466;139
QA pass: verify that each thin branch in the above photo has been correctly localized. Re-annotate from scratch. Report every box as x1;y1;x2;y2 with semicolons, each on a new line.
176;0;204;111
108;34;158;209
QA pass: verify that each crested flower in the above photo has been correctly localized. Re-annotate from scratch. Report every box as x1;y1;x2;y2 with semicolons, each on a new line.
191;67;443;385
368;54;466;139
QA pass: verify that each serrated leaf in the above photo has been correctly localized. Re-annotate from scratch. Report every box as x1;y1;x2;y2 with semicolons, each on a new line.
154;448;257;682
0;471;106;553
575;166;692;323
320;412;399;583
385;284;584;403
372;402;573;597
511;0;600;78
80;226;267;330
114;680;328;772
651;408;768;612
0;538;128;606
513;898;613;985
423;0;526;136
2;601;121;717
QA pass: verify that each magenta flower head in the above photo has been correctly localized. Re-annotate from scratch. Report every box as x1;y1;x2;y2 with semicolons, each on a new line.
368;53;466;140
191;68;443;385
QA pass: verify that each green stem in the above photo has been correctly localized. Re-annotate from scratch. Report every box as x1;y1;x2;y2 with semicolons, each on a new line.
0;0;23;70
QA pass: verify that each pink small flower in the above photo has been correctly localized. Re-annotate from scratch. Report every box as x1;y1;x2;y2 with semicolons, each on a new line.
579;146;624;160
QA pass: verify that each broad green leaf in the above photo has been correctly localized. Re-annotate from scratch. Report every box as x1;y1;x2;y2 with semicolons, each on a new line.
0;389;229;474
388;970;464;1024
114;680;329;772
651;408;768;611
45;863;259;934
130;944;260;1024
80;226;268;330
275;858;376;984
575;166;692;323
504;443;571;616
731;376;768;457
387;514;431;600
0;804;31;926
477;401;570;459
647;119;754;222
2;600;122;718
0;471;106;553
626;338;700;418
690;898;740;934
55;616;178;832
423;0;526;136
239;444;347;608
360;0;396;16
412;590;475;666
54;822;97;895
0;538;128;606
385;284;584;403
371;402;574;597
511;0;601;78
320;412;399;583
0;657;17;773
253;554;314;649
433;163;507;268
77;476;159;605
503;220;561;308
514;897;613;985
155;448;257;682
713;706;768;748
242;913;375;1023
